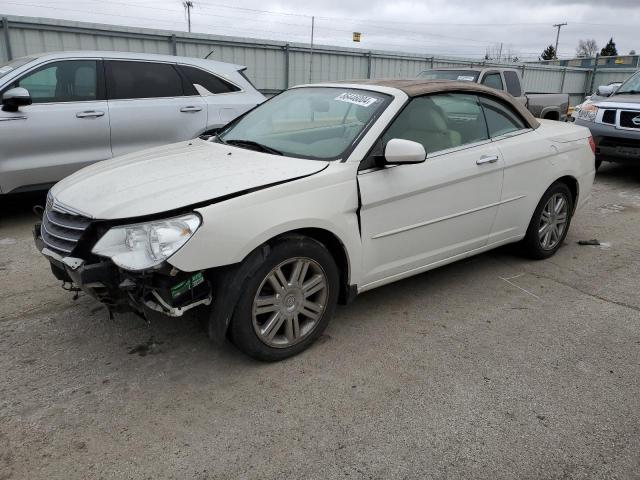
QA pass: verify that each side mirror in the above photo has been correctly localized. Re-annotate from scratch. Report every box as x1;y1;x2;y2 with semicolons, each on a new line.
384;138;426;164
595;85;614;97
2;87;32;112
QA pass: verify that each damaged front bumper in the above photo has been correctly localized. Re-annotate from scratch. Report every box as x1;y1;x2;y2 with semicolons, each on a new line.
33;222;212;318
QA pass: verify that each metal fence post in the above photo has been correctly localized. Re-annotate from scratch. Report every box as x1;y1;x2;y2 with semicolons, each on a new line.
284;44;290;89
367;51;372;79
170;34;177;56
430;56;434;68
560;67;567;92
2;17;12;61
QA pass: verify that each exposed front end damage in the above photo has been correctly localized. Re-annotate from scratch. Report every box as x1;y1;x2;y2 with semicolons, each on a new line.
34;216;212;320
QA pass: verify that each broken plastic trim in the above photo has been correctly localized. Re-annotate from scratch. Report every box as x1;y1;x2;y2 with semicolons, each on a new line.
144;290;212;317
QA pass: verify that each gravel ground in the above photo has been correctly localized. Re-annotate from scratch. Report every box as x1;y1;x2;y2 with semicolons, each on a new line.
0;163;639;480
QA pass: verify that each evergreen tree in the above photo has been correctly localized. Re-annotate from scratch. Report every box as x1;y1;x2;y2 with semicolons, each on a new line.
540;45;557;60
600;38;618;56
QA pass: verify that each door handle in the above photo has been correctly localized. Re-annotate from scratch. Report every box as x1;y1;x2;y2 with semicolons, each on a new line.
476;154;499;165
180;106;203;113
76;110;105;119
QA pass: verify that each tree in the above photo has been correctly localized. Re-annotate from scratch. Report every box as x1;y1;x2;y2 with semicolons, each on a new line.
630;50;637;55
576;39;598;58
540;45;557;60
600;38;618;56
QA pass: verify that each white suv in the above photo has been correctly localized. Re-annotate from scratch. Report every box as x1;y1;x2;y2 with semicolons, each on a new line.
0;51;265;194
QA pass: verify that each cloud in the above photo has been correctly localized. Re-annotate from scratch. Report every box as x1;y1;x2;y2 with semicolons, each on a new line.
2;0;638;59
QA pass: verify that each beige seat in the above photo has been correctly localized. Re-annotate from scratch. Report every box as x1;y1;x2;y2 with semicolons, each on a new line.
384;97;461;154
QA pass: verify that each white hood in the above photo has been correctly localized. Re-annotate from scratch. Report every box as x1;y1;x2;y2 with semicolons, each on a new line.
51;139;328;219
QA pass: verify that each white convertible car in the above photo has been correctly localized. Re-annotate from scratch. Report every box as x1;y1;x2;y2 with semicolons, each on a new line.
35;80;596;361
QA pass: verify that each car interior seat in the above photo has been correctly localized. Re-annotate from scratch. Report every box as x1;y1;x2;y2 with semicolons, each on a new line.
384;96;462;154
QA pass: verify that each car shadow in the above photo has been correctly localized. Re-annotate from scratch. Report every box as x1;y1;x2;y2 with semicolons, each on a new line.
596;161;640;184
0;190;47;222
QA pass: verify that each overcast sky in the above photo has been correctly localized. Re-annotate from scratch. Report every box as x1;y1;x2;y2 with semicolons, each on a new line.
1;0;638;60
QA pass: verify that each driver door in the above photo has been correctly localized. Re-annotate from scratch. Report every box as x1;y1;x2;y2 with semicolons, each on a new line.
357;93;504;289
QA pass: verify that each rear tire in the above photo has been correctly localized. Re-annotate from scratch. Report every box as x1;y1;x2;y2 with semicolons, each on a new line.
520;182;574;260
228;236;339;361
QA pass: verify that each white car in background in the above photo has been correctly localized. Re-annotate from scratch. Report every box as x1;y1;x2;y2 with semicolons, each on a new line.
0;51;265;194
35;80;595;361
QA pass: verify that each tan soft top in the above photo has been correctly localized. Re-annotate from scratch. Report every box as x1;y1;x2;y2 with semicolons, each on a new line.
337;79;540;129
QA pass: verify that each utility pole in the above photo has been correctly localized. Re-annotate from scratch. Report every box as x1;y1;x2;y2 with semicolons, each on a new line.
183;1;194;33
309;16;315;83
553;22;567;58
498;42;503;63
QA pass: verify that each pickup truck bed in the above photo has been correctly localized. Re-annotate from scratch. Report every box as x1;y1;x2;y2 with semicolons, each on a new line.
418;67;569;121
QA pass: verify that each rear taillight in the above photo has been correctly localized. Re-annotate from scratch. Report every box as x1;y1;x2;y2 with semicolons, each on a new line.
588;136;596;154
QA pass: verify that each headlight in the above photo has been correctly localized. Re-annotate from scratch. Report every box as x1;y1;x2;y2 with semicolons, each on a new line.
577;103;598;122
92;213;201;271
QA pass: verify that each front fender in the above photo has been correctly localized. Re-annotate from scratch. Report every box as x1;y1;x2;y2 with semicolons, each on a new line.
167;162;363;285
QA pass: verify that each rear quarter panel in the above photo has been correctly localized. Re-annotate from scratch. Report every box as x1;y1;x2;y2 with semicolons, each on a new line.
490;122;594;243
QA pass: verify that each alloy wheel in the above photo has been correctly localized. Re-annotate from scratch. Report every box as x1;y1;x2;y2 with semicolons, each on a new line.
252;257;329;348
538;193;569;250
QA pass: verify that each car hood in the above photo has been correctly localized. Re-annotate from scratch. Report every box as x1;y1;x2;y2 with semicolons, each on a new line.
51;139;329;219
596;94;640;106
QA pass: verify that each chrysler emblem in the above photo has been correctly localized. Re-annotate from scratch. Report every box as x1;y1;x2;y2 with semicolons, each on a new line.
633;115;640;126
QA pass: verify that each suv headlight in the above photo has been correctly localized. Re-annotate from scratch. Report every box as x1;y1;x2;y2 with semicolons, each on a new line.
92;213;201;271
577;103;598;122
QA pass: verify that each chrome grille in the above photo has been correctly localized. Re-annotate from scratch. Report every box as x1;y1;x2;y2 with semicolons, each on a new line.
41;193;91;257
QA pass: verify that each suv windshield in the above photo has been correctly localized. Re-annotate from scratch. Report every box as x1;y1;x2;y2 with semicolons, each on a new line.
0;56;38;80
218;87;390;160
616;71;640;94
417;70;479;82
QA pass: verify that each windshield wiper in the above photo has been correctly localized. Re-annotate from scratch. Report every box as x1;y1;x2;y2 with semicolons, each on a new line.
224;139;283;155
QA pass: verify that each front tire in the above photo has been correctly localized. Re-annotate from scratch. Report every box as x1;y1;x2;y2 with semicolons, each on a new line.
228;236;339;361
520;182;574;260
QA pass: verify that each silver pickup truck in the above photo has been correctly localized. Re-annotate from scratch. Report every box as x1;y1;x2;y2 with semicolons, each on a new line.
418;67;569;121
574;69;640;169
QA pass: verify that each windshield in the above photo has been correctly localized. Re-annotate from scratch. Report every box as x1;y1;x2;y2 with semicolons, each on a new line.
218;87;390;160
0;56;38;80
417;70;479;82
616;71;640;94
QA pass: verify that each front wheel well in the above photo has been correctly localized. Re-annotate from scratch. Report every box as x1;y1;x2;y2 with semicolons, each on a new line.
543;111;560;120
270;228;353;304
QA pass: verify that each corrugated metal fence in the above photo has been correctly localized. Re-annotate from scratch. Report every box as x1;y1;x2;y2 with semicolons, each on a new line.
1;15;638;106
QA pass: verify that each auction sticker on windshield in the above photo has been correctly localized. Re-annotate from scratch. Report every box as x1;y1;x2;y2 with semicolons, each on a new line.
457;75;475;81
334;92;378;107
